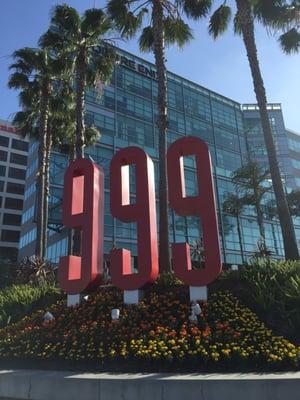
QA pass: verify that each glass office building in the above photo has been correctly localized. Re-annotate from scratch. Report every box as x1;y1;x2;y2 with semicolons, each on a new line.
18;48;298;265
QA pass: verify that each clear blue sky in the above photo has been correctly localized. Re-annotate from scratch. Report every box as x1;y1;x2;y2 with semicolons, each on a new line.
1;0;300;131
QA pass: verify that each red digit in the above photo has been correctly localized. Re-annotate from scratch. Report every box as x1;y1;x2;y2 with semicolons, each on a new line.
167;136;222;285
110;147;158;290
58;158;104;294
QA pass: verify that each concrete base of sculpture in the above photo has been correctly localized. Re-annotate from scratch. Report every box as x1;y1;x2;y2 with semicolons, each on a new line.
124;290;144;305
189;286;207;301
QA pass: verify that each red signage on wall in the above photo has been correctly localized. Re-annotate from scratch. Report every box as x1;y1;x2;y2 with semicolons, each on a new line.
58;136;222;295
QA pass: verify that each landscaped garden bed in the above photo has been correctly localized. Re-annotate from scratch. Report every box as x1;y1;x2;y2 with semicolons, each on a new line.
0;281;299;372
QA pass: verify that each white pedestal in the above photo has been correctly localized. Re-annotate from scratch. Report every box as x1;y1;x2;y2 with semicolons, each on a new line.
124;290;144;305
189;286;207;302
67;294;82;307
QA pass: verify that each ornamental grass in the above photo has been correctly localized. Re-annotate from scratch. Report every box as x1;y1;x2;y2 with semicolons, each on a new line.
0;287;299;372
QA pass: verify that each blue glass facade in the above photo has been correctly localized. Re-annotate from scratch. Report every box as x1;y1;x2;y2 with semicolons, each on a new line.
18;49;299;264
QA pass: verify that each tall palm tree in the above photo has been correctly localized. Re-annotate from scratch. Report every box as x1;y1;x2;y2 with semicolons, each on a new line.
108;0;211;272
207;0;299;260
232;161;270;242
12;81;75;257
8;48;67;258
223;193;246;264
40;5;116;160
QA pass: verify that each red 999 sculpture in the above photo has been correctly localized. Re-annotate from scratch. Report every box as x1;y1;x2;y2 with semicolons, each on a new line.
58;137;222;304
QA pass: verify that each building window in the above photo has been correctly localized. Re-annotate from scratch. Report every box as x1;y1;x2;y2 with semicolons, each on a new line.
0;181;4;192
6;182;25;195
0;166;6;177
3;213;21;226
5;197;23;210
11;139;28;152
0;136;9;147
10;153;28;166
19;227;37;249
21;205;34;224
1;229;20;242
8;167;26;180
24;183;36;200
0;150;7;162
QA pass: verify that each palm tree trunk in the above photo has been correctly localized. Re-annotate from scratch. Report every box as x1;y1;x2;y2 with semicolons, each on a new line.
35;80;51;258
236;0;299;260
43;125;53;258
152;0;171;272
255;200;265;241
75;47;86;160
236;215;245;264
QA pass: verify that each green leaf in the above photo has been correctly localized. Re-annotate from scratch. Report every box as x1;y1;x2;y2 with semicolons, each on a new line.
82;8;112;39
279;28;300;54
107;0;144;38
179;0;212;20
164;17;193;48
139;26;154;52
209;4;231;39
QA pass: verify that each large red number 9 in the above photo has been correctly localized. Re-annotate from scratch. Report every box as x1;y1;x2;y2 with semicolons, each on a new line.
167;136;222;286
110;147;158;290
58;158;104;294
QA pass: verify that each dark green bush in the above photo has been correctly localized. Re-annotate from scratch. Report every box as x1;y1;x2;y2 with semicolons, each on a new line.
0;284;63;328
216;260;300;341
16;257;57;286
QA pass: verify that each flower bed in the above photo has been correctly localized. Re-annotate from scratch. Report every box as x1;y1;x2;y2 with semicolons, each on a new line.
0;287;299;372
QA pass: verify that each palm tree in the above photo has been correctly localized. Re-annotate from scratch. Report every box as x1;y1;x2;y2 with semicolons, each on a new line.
12;80;75;256
273;1;300;53
265;199;280;255
40;5;116;160
223;193;246;264
108;0;211;272
8;47;67;258
207;0;299;260
232;161;270;243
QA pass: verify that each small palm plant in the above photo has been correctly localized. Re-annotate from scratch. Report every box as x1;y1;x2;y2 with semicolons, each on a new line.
223;193;246;264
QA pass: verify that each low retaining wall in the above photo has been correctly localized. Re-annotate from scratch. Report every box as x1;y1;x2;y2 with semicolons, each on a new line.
0;369;299;400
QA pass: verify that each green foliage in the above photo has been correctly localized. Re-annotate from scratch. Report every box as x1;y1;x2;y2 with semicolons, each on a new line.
179;0;212;20
220;260;300;340
154;272;184;287
16;257;57;287
0;284;62;328
209;4;232;39
279;28;300;53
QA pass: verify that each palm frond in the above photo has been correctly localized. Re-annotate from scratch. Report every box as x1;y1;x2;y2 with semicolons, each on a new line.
279;28;300;53
107;0;144;38
179;0;212;20
82;9;112;39
85;126;101;146
233;12;242;35
139;26;154;51
48;4;80;40
209;4;232;39
164;17;193;48
8;72;30;89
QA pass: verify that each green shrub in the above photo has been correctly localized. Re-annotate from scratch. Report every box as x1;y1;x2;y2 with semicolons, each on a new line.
16;257;57;286
0;284;63;328
218;260;300;341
